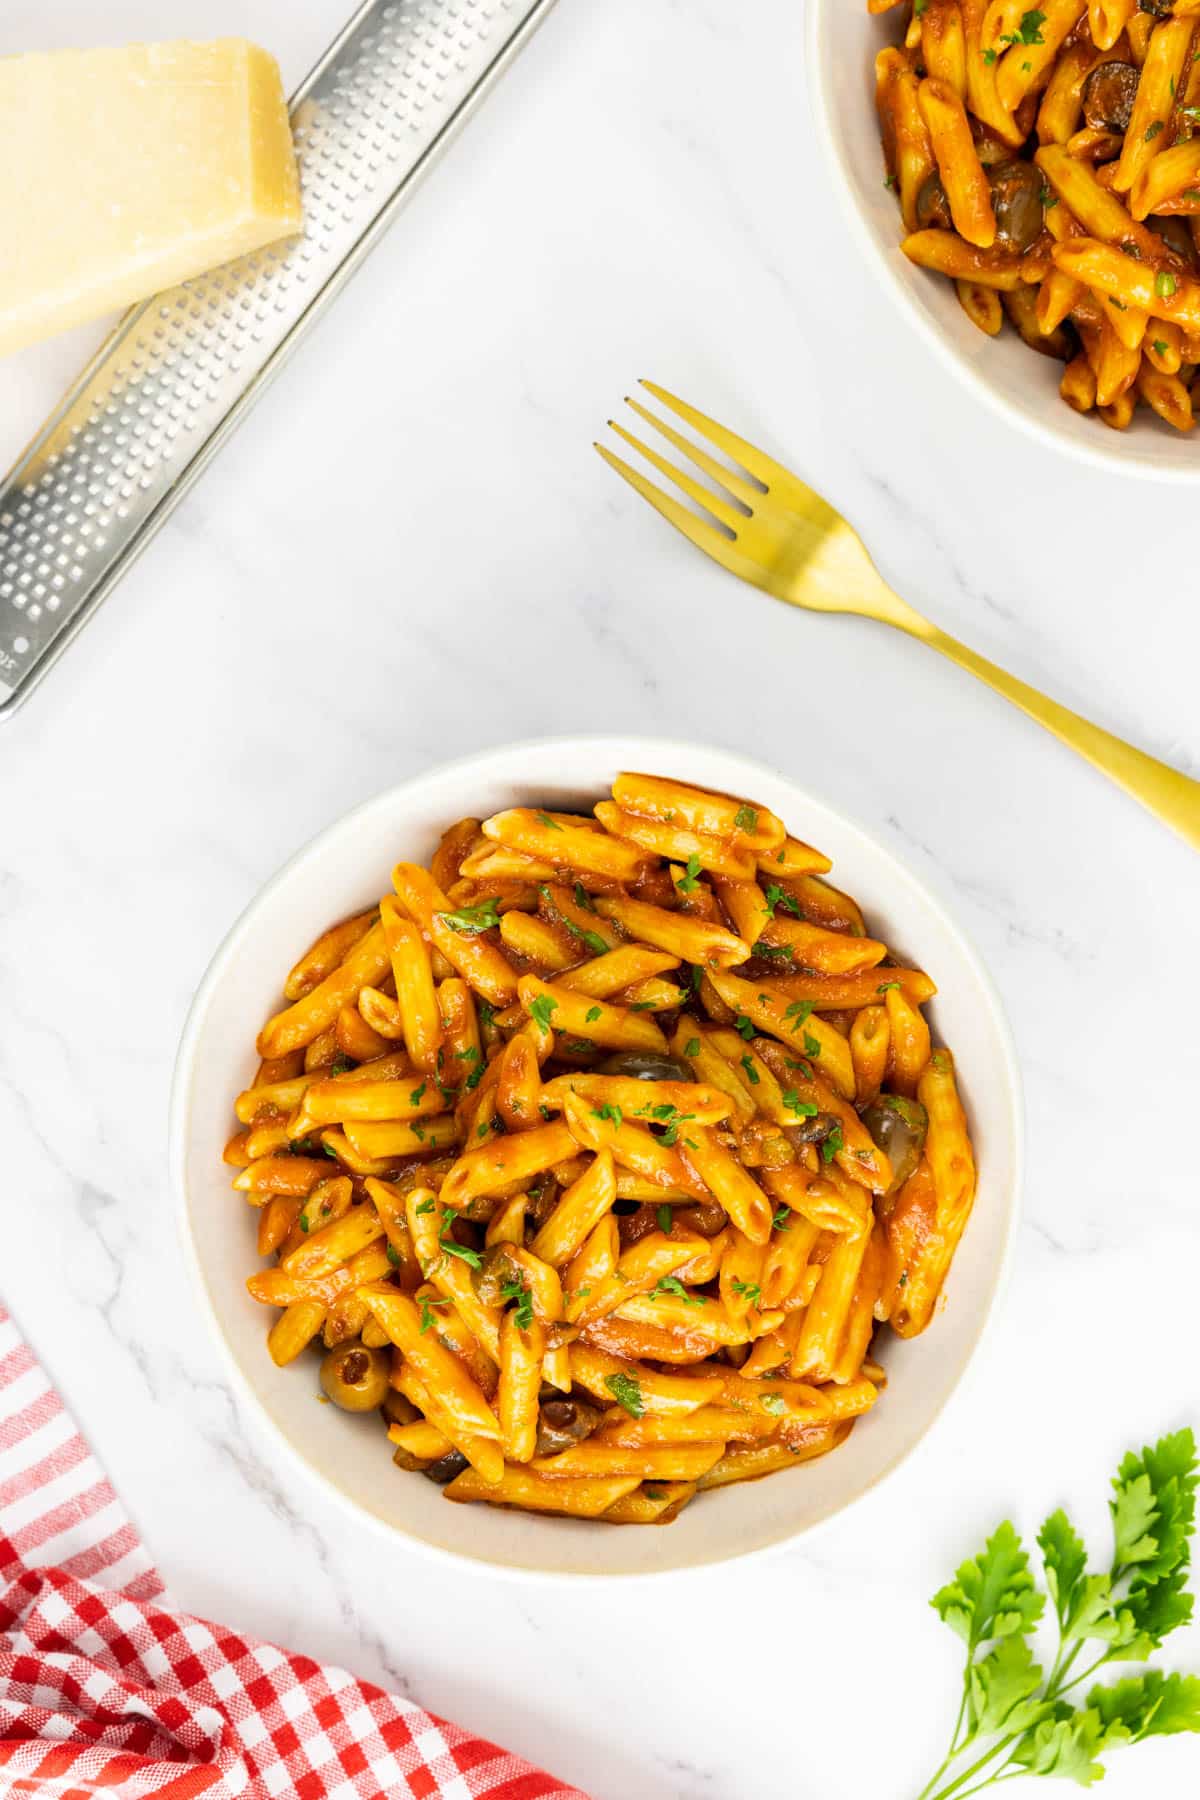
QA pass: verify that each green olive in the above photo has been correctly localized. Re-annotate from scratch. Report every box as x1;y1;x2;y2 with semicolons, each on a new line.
319;1343;390;1412
861;1094;928;1195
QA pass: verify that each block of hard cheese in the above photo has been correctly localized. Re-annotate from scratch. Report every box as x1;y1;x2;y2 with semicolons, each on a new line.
0;39;303;357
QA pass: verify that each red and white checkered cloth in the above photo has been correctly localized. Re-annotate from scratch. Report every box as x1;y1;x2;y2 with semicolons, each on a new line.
0;1305;590;1800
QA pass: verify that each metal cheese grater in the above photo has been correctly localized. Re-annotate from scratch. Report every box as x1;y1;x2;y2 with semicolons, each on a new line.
0;0;558;716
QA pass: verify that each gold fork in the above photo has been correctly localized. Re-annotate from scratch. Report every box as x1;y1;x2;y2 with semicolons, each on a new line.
596;381;1200;853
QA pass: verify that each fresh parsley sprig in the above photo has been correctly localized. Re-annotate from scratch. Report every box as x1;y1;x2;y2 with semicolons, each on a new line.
915;1428;1199;1798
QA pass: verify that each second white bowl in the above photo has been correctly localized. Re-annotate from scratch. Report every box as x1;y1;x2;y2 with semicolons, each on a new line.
807;1;1200;480
171;735;1022;1577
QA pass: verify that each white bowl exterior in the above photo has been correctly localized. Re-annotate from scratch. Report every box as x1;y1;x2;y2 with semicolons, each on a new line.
807;4;1200;481
172;736;1021;1578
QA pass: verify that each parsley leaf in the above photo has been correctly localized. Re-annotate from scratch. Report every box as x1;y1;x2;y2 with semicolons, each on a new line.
605;1372;645;1417
439;1231;482;1269
763;882;801;919
439;899;501;935
418;1294;450;1334
932;1520;1044;1648
676;853;702;895
528;993;558;1032
592;1102;623;1129
585;1005;602;1023
684;1037;701;1058
499;1277;535;1330
734;1013;755;1041
784;1000;813;1032
536;811;563;830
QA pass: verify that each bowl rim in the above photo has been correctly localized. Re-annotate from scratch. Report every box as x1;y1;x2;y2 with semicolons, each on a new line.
804;0;1200;485
169;732;1025;1582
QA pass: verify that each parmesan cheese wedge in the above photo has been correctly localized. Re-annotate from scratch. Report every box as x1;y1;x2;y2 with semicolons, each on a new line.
0;39;303;357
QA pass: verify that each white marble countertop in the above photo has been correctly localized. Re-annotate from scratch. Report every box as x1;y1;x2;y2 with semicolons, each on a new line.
2;1;1198;1795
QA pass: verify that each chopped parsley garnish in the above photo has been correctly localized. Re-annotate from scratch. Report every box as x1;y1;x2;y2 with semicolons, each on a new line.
439;898;502;935
528;993;558;1031
734;1013;756;1041
604;1371;645;1417
330;1056;354;1076
782;1089;818;1118
657;1204;673;1234
585;1005;602;1023
821;1123;844;1165
1157;269;1178;299
753;940;794;961
763;882;801;919
676;853;702;895
289;1138;318;1156
500;1277;535;1330
592;1102;623;1129
784;1000;814;1032
740;1053;760;1086
565;1037;595;1054
299;1212;310;1233
386;1243;401;1266
684;1037;701;1058
573;881;594;911
1145;120;1165;143
1153;339;1169;356
761;1392;787;1415
731;1279;762;1307
536;811;563;830
409;1082;426;1105
772;1205;791;1232
877;981;900;994
733;805;759;832
478;1001;495;1032
803;1032;822;1059
418;1294;450;1333
1040;184;1057;209
570;923;609;955
439;1231;483;1268
652;1275;706;1306
414;1197;436;1214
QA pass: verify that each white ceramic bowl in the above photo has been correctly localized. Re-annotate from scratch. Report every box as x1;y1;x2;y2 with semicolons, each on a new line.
171;736;1022;1578
807;2;1199;480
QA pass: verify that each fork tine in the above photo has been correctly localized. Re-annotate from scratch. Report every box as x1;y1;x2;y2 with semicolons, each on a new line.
623;397;762;509
594;442;747;570
606;420;745;533
639;379;795;490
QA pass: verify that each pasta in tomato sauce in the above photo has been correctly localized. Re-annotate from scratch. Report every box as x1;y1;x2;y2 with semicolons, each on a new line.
872;0;1200;431
225;772;976;1524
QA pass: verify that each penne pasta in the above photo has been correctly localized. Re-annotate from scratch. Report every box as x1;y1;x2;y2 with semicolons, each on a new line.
228;769;976;1522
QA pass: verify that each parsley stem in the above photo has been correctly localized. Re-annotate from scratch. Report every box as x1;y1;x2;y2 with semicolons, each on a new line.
1044;1636;1084;1698
1053;1648;1112;1699
926;1734;1019;1800
937;1769;1023;1800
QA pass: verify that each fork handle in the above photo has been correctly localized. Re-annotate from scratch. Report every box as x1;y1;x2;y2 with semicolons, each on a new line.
906;619;1200;851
